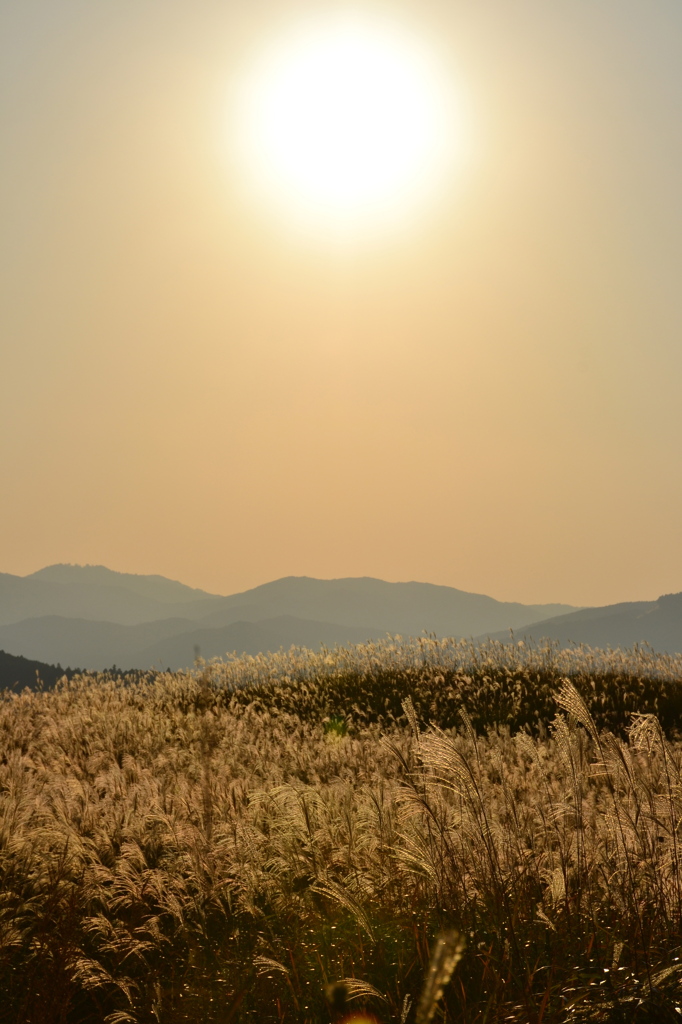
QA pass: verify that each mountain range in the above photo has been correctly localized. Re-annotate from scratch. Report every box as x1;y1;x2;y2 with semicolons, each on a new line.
0;565;680;688
0;564;576;674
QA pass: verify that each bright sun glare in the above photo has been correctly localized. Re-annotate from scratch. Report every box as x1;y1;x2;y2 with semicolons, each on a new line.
232;13;464;236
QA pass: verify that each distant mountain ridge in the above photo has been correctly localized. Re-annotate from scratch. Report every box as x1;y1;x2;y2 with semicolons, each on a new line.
0;564;579;672
28;563;217;602
1;564;680;675
484;591;682;654
0;565;223;627
0;565;574;632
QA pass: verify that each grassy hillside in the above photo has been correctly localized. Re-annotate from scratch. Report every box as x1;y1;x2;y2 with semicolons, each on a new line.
1;638;682;1023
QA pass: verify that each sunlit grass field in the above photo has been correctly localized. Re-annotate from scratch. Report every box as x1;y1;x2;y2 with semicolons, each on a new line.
2;637;682;1023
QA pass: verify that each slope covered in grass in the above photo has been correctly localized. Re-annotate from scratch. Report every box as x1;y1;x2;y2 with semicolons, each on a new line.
1;639;682;1023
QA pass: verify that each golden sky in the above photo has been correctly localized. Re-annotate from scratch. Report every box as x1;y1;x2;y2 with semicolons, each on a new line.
2;0;682;607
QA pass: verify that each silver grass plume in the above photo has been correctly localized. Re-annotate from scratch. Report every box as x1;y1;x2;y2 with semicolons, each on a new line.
334;978;387;1003
416;930;465;1024
555;678;599;743
253;955;289;976
325;979;386;1017
402;696;419;737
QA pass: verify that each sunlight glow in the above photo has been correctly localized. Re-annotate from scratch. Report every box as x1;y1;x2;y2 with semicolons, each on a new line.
232;12;466;236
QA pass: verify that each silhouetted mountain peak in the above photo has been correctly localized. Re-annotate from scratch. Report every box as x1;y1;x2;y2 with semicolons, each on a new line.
27;564;220;604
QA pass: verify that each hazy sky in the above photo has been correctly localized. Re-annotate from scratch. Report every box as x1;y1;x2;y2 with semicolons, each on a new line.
2;0;682;607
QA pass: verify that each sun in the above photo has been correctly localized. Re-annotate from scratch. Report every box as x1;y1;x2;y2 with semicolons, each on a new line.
231;12;465;236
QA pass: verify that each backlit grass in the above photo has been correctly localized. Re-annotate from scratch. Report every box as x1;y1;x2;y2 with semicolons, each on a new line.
1;637;682;1022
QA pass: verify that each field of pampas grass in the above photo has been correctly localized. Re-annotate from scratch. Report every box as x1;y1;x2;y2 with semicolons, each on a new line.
2;637;682;1023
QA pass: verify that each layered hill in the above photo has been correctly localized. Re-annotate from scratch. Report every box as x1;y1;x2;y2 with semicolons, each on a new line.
0;564;578;672
3;565;681;671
